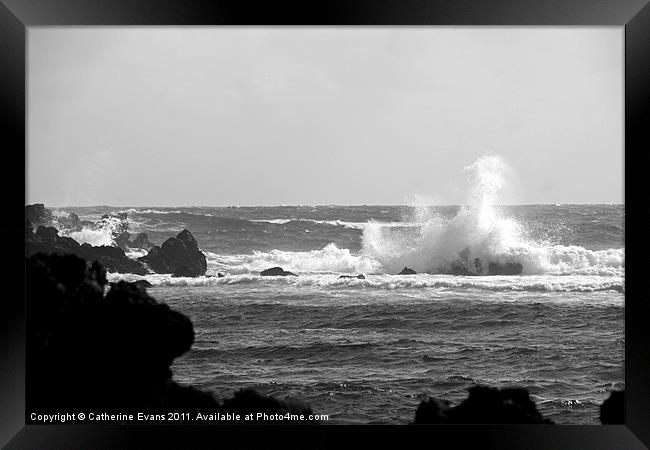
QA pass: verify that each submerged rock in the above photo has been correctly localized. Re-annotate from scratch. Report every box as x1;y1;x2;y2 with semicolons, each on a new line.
260;267;297;277
338;274;365;279
413;385;553;424
139;229;207;277
398;267;417;275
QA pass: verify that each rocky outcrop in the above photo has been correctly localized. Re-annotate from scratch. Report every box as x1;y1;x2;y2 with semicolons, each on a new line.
260;267;297;277
600;390;624;424
27;253;194;409
398;267;417;275
26;252;317;421
25;203;53;230
138;229;207;277
413;385;553;424
338;274;365;279
26;224;149;275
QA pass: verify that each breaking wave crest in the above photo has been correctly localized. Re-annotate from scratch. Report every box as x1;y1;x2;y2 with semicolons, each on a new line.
107;272;624;294
360;156;624;276
54;213;132;248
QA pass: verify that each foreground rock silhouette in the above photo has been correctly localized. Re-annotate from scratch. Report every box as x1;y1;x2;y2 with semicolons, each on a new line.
26;253;317;422
413;385;553;424
600;389;624;424
139;229;207;277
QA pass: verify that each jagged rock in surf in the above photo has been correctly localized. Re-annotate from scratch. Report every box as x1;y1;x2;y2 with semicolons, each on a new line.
398;267;417;275
413;385;553;424
600;390;624;424
138;229;207;277
26;223;149;275
26;253;319;420
338;274;366;279
260;267;297;277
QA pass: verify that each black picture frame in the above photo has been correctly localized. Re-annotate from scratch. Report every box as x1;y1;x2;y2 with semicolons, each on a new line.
2;0;648;448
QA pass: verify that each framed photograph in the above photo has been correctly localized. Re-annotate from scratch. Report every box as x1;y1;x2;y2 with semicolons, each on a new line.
2;0;648;448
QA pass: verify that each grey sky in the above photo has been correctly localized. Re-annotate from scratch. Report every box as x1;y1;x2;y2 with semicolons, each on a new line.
28;27;623;206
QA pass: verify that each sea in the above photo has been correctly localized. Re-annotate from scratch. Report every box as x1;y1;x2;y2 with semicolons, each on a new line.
48;199;624;425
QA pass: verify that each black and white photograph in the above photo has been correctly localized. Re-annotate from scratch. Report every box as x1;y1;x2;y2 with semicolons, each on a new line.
24;26;625;427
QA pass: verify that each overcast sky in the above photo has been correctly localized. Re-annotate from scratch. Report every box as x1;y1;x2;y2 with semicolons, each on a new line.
28;27;623;206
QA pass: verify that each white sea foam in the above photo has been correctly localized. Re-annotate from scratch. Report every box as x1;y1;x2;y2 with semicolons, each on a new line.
57;214;128;247
359;155;625;276
105;272;624;295
204;244;381;275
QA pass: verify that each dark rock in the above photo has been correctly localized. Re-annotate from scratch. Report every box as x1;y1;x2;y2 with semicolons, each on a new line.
338;274;365;279
413;385;553;424
488;261;523;275
133;279;153;289
25;203;53;229
138;230;207;277
217;273;225;278
26;253;196;409
26;223;149;275
600;390;624;424
260;267;297;277
26;252;319;418
398;267;417;275
172;266;193;277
